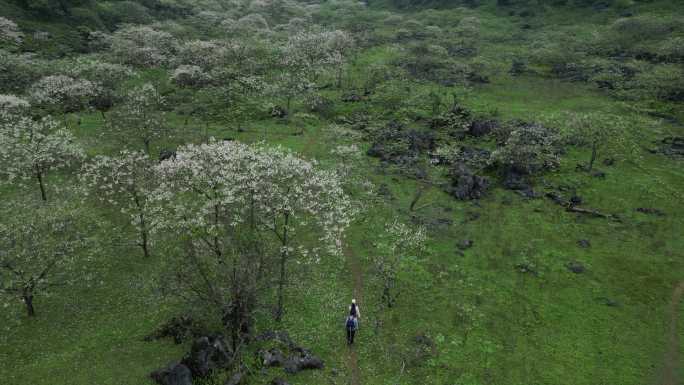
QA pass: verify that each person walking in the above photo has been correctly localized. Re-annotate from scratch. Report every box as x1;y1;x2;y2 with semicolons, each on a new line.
349;298;361;319
345;314;358;345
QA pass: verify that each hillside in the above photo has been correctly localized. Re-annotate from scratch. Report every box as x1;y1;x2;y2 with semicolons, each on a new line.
1;1;683;385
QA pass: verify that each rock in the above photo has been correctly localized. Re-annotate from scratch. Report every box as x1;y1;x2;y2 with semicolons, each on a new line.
463;211;480;223
602;158;615;166
468;119;498;137
225;372;244;385
341;93;362;102
259;348;285;367
150;363;193;385
159;149;177;162
577;239;591;248
270;105;287;118
145;315;203;344
283;353;324;374
569;195;583;206
182;336;233;378
447;164;490;200
270;378;290;385
502;167;531;191
636;207;665;216
596;297;620;307
545;191;566;206
515;262;538;276
457;239;473;250
566;261;586;274
654;136;684;157
517;188;539;199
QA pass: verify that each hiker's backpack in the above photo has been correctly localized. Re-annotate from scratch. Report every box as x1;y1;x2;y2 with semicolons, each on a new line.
346;317;355;330
350;303;357;317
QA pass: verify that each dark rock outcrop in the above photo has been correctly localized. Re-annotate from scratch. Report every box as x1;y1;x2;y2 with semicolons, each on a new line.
150;363;193;385
182;336;233;378
145;315;204;344
566;261;586;274
446;163;490;200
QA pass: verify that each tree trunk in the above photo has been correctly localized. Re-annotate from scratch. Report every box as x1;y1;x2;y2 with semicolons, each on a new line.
35;170;47;201
139;226;150;258
588;143;598;172
337;66;343;89
276;214;290;322
23;294;35;317
133;192;150;258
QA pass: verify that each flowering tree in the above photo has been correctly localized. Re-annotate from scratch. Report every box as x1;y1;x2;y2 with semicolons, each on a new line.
80;151;158;258
0;204;88;317
29;75;101;117
108;83;168;154
282;30;350;84
178;40;227;70
0;115;84;201
326;30;355;88
0;17;22;46
110;25;178;68
0;94;30;123
171;65;212;88
373;220;426;308
553;112;629;172
153;140;354;324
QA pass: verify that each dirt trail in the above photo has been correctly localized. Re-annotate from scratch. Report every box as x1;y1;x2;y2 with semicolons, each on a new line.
346;242;363;385
662;281;684;385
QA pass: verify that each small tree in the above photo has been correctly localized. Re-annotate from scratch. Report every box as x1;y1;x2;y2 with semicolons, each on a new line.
492;122;561;176
109;83;169;154
0;17;22;46
0;94;30;123
0;205;88;317
29;75;101;119
153;140;355;324
0;115;84;201
553;112;629;172
110;25;178;68
373;220;426;308
80;150;158;258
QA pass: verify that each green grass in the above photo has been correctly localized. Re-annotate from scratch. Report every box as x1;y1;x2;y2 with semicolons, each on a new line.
2;2;684;385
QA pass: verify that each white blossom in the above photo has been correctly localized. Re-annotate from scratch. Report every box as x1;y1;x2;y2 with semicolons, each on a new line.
29;75;101;113
110;25;178;68
0;115;84;200
0;17;22;45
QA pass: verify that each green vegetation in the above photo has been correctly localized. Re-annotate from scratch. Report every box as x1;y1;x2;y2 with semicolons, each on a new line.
1;1;683;385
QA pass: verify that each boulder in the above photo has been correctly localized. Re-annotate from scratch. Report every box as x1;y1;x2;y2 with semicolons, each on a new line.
150;363;193;385
468;119;498;137
341;93;362;102
159;149;177;162
271;378;290;385
566;261;586;274
145;315;203;344
577;239;591;248
225;372;244;385
270;105;287;118
259;348;285;367
283;353;324;374
636;207;665;216
447;165;490;200
182;336;233;378
502;167;531;191
457;239;473;250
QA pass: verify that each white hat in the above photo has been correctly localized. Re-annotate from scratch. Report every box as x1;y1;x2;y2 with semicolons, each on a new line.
352;299;356;303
